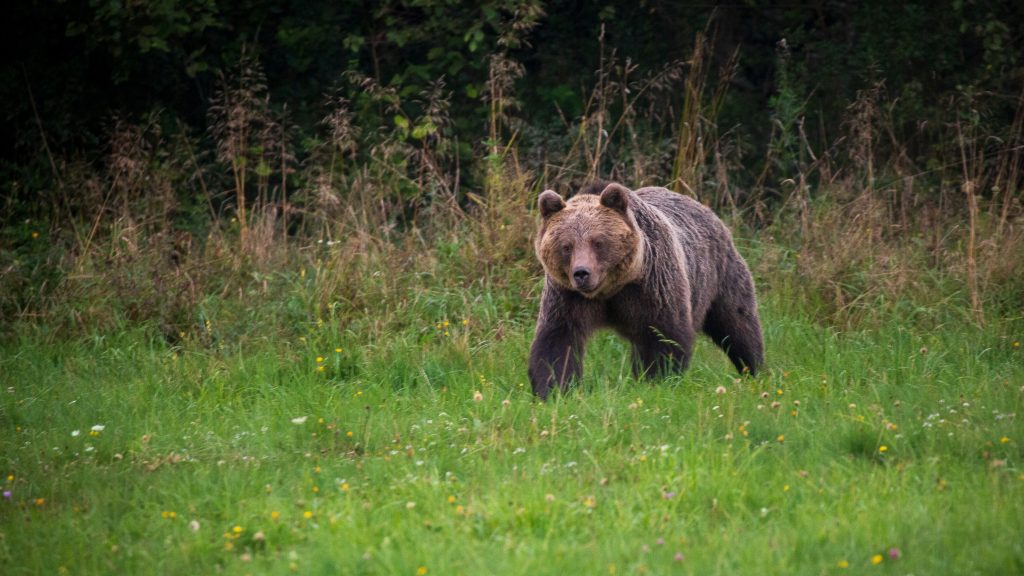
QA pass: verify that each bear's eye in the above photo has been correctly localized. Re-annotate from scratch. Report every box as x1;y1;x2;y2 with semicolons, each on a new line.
560;243;573;255
591;239;605;251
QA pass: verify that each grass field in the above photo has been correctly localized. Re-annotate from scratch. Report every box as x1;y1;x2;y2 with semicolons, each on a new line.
2;239;1022;575
4;9;1022;572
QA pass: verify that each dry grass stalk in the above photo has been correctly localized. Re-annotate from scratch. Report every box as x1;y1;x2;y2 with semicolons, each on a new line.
957;120;985;326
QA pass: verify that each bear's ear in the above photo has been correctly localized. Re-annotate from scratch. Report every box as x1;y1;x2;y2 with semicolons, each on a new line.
538;190;566;218
599;183;630;214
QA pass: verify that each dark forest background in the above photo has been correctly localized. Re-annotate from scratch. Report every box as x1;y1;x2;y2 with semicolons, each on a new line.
6;1;1023;195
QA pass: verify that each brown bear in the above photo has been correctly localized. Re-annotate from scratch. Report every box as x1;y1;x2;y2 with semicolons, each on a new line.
528;181;764;399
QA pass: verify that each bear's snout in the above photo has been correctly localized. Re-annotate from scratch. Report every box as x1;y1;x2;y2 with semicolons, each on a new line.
572;266;595;292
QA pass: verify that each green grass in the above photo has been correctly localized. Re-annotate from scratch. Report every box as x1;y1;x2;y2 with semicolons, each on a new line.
2;280;1023;575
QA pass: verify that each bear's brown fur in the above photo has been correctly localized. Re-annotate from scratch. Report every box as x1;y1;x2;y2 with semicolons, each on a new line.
529;182;764;399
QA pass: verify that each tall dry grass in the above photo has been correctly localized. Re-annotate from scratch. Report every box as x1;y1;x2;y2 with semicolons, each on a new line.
2;34;1022;344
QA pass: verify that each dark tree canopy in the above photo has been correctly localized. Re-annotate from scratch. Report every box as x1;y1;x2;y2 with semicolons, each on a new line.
3;1;1022;205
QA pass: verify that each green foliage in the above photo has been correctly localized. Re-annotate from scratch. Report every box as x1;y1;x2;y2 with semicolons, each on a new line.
765;41;806;183
65;0;222;81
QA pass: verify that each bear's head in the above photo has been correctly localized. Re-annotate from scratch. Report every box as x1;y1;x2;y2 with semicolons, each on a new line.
535;183;645;299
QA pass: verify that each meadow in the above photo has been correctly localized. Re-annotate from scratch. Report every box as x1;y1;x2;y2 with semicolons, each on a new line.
3;6;1024;573
2;230;1022;574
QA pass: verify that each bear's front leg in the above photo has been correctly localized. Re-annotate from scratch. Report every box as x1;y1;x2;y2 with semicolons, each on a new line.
609;288;694;380
630;323;694;379
528;284;598;399
528;323;588;400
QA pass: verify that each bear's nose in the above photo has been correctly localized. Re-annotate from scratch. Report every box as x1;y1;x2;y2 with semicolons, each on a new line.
573;267;591;283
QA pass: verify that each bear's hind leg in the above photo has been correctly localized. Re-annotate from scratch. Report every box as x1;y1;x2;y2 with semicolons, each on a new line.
703;299;764;376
